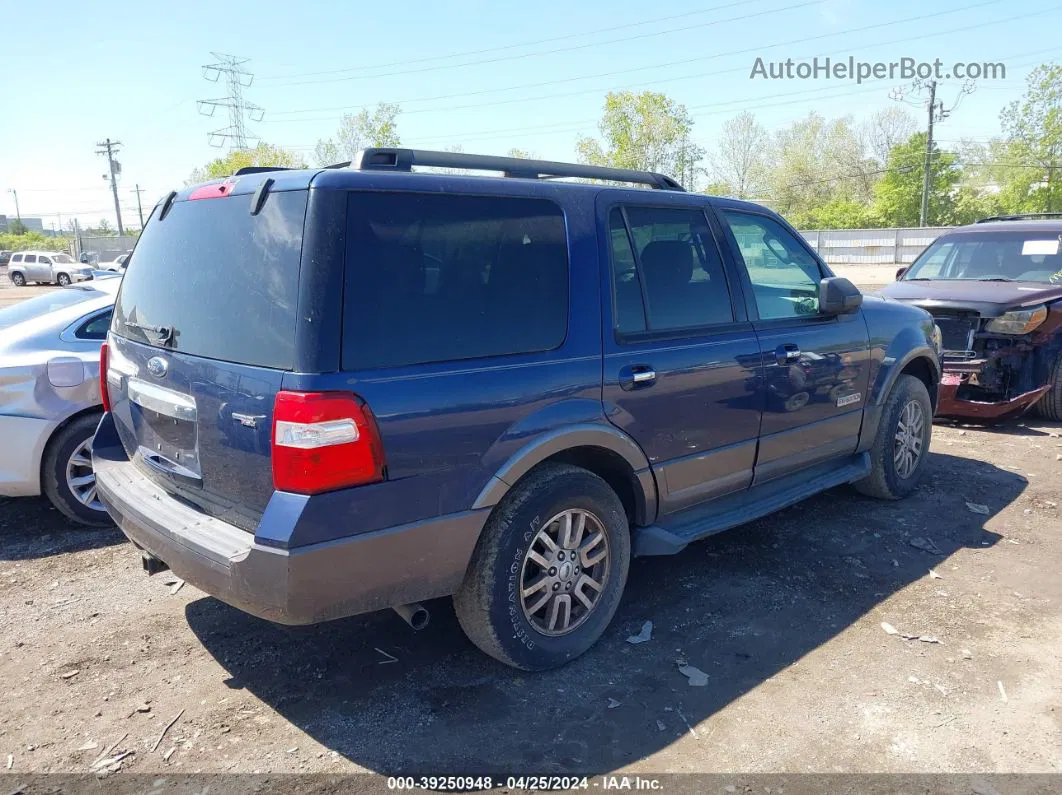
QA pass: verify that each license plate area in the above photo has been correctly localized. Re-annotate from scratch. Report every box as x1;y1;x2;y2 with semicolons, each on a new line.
127;378;202;480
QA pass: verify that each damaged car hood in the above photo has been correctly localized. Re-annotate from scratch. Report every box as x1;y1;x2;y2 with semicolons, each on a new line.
880;279;1062;317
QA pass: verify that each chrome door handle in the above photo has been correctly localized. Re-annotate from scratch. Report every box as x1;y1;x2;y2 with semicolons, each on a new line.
632;369;656;383
776;344;801;366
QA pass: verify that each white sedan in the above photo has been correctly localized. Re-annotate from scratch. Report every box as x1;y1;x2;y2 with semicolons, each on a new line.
98;254;129;272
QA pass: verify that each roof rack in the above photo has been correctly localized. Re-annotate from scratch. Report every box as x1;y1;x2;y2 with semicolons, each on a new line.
975;213;1062;223
347;148;685;191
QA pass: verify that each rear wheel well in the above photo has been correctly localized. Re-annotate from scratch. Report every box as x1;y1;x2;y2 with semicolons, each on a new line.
41;407;103;479
542;445;641;527
900;356;938;411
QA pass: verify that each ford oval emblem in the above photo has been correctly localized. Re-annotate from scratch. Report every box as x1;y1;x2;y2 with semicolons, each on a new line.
146;356;169;378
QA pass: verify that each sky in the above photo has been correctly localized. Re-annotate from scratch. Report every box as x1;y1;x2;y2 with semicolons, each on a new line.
0;0;1059;230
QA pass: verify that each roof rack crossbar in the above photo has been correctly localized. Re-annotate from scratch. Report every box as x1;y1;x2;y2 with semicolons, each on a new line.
976;213;1062;223
349;148;685;191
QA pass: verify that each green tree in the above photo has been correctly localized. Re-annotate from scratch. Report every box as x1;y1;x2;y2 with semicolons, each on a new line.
314;103;401;166
802;197;875;229
0;231;72;252
94;219;115;236
187;142;307;184
871;132;960;226
1000;62;1062;212
709;111;769;199
8;219;27;235
764;113;880;227
576;91;703;188
702;180;735;196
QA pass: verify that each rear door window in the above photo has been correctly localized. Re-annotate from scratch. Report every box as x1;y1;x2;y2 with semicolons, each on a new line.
113;190;308;369
343;192;568;370
607;205;734;335
23;255;36;263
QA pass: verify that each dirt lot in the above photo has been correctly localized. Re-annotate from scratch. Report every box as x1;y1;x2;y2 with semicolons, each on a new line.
1;266;1060;779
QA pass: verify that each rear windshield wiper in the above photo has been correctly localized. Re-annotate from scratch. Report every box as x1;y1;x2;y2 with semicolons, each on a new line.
124;319;175;344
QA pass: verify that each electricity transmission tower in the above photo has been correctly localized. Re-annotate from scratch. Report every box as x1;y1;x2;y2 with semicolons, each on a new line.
197;53;264;149
890;78;976;227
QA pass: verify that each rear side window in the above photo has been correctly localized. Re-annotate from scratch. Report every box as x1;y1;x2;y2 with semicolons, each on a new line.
11;254;21;262
113;190;307;369
343;192;568;370
76;310;113;340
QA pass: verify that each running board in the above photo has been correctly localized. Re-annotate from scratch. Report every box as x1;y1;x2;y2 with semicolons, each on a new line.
633;453;871;556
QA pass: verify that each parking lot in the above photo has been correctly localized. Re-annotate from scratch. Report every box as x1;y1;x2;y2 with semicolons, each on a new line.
1;266;1060;777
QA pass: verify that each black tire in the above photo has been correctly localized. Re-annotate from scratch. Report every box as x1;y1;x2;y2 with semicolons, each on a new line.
42;414;112;527
854;374;933;500
453;463;631;670
1034;353;1062;422
10;271;25;286
56;272;71;286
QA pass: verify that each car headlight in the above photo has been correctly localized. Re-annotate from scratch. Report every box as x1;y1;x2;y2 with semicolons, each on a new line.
984;305;1048;335
931;323;943;355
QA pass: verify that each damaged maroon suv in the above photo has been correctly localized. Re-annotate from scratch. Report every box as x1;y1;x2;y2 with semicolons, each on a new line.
881;214;1062;421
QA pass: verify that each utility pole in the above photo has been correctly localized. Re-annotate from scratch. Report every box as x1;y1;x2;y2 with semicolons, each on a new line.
132;184;146;228
96;138;125;235
919;80;938;228
890;78;975;227
7;188;21;227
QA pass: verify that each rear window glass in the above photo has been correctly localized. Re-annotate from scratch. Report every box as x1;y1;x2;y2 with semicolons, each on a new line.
343;192;568;370
113;190;307;369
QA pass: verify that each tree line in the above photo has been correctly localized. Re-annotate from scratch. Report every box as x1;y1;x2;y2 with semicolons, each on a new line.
184;61;1058;231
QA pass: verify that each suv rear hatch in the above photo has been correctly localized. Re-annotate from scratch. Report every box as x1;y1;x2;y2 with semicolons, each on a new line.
105;183;309;532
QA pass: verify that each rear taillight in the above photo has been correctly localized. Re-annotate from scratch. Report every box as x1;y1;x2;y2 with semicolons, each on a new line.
271;391;385;494
99;342;111;413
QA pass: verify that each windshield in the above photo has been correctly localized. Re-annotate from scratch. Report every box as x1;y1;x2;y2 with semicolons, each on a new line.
904;231;1062;283
0;286;101;331
52;253;75;263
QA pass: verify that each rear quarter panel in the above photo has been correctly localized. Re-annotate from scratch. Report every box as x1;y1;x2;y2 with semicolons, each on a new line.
279;180;609;549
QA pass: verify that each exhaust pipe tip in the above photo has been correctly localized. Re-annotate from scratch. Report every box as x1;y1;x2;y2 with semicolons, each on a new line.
393;602;430;631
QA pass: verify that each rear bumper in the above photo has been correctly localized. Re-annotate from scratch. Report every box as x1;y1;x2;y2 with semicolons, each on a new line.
0;415;54;497
92;414;487;625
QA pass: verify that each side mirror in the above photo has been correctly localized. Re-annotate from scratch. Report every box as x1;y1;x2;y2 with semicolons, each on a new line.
819;277;863;315
895;267;908;281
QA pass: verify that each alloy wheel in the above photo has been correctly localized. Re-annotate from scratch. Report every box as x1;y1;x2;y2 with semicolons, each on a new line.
893;399;925;479
519;509;610;636
65;438;104;512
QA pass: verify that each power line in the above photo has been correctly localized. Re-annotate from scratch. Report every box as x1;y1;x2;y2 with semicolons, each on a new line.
198;53;264;149
272;0;830;87
264;0;1022;123
260;0;769;81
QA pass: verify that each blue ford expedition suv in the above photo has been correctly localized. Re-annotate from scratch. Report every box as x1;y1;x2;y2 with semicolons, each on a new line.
93;149;941;670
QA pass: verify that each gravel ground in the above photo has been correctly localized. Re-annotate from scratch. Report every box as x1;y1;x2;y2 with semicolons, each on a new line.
1;264;1060;779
